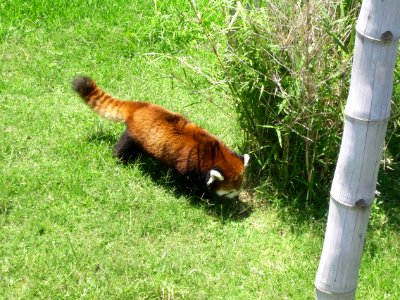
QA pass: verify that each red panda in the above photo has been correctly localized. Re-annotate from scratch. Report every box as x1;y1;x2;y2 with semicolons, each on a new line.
72;77;249;198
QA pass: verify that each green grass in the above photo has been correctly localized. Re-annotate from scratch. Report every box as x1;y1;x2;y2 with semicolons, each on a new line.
1;0;399;299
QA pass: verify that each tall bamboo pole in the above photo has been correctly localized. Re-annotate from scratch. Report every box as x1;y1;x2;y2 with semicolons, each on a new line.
315;1;400;299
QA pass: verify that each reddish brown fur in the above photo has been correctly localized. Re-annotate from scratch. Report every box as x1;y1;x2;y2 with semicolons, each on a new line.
72;76;248;197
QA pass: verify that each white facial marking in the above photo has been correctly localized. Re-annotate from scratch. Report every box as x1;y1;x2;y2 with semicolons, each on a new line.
244;154;250;167
216;190;227;196
216;189;239;199
207;169;224;185
226;191;239;198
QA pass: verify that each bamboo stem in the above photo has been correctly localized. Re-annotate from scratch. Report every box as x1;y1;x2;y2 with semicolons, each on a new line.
315;0;400;298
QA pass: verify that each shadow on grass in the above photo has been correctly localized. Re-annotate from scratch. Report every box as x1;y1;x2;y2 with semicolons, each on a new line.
373;126;400;231
0;199;14;217
264;194;329;233
86;130;253;221
87;130;118;145
132;156;253;221
375;164;400;231
248;161;400;232
243;163;330;231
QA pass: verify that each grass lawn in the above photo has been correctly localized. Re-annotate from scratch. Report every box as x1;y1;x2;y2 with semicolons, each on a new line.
1;0;399;299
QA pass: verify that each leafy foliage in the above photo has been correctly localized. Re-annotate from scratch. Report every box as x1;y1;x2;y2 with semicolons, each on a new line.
186;0;361;204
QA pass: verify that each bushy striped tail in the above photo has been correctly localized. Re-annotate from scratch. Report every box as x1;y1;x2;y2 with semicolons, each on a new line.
72;76;129;122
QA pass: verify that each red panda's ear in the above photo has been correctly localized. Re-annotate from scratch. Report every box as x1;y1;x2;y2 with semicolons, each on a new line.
244;154;250;167
206;169;225;186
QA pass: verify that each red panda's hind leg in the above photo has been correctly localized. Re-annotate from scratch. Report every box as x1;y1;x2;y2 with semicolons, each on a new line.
113;129;141;163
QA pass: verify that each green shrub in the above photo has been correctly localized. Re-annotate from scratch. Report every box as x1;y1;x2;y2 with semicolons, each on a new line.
184;0;360;204
177;0;400;206
229;0;360;203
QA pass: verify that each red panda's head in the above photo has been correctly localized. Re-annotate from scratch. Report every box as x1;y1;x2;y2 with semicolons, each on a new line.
206;154;250;198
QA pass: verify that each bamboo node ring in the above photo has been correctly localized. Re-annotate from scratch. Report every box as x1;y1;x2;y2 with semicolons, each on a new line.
356;26;398;43
344;114;390;124
330;194;372;209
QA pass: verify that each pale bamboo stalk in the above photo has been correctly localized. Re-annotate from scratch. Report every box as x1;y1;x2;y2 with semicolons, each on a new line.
315;0;400;299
